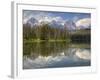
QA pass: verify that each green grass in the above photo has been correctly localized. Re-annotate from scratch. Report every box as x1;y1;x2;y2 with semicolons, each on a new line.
24;39;71;43
48;39;70;42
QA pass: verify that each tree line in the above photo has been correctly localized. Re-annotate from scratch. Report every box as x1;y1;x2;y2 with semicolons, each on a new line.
23;23;70;41
23;23;90;43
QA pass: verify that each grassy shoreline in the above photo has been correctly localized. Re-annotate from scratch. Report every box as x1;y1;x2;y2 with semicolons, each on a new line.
23;39;71;43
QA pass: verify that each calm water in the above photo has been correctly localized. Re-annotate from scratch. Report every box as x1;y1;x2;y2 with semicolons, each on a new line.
23;42;91;69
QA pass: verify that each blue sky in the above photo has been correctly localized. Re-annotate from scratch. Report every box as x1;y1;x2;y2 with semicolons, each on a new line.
23;10;90;21
43;11;90;21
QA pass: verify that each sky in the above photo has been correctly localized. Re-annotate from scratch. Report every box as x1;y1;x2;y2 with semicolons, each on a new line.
23;10;91;29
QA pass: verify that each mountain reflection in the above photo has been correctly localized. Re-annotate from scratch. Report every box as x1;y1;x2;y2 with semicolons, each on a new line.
23;42;90;69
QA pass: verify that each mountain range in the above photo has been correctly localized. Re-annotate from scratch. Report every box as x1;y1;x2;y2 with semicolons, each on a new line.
25;17;90;31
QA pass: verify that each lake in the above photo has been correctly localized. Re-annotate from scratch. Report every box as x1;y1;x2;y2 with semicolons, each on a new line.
23;42;91;69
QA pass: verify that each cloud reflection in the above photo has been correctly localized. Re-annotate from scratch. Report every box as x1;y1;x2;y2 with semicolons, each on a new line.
23;48;90;69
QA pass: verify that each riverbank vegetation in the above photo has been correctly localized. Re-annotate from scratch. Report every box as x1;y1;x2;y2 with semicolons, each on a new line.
23;23;90;43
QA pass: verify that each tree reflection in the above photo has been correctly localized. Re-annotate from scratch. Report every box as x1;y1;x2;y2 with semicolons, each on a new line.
23;42;69;58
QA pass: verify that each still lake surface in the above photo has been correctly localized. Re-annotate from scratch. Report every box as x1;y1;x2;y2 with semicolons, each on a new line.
23;42;91;69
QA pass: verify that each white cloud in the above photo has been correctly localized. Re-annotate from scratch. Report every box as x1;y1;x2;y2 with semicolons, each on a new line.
75;18;91;29
75;49;91;60
23;11;66;26
72;16;79;23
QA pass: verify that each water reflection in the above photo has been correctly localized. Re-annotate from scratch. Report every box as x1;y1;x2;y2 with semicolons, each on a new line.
23;42;90;69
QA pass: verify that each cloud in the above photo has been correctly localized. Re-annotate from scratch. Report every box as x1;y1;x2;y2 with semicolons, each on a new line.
23;10;66;26
75;18;91;29
23;11;55;23
75;49;91;60
72;16;79;23
23;10;91;30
